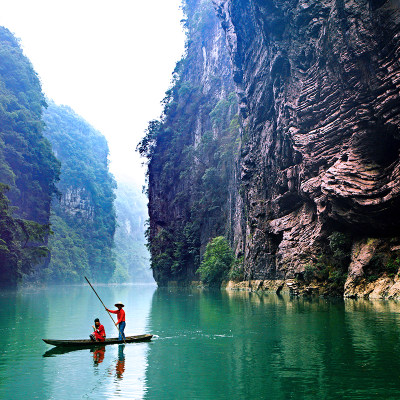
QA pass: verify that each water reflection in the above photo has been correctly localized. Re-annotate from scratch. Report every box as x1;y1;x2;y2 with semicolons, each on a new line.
115;344;125;379
0;287;51;399
144;288;400;400
43;346;82;357
343;298;400;393
0;283;156;399
4;284;400;399
92;346;106;366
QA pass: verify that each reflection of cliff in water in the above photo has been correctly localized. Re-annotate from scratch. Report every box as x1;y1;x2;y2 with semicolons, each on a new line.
0;285;155;399
344;299;400;371
0;288;51;399
144;289;400;400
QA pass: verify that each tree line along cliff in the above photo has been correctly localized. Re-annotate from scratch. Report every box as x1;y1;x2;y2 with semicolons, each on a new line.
142;0;400;298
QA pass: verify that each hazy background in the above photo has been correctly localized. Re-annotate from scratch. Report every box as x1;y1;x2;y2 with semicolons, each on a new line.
0;0;186;185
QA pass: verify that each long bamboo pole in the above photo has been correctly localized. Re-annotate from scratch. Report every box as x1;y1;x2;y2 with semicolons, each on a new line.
84;276;126;344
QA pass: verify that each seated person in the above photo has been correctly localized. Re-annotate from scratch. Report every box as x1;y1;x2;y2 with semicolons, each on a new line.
90;318;106;342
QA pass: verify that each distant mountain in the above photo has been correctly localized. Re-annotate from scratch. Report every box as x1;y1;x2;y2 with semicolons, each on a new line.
112;180;152;283
0;26;149;287
42;101;117;283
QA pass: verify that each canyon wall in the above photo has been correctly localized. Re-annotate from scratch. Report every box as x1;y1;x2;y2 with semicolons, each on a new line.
141;0;242;285
145;0;400;297
214;0;400;297
0;27;60;285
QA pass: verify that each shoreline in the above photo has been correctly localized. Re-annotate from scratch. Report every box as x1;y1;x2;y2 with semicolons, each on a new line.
158;277;400;300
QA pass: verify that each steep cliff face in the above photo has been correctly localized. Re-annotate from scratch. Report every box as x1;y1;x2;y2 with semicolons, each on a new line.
0;27;60;286
145;0;400;296
0;28;60;225
214;0;400;295
141;0;241;284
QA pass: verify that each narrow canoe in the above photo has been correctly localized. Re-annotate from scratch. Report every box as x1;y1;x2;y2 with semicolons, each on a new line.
42;334;153;347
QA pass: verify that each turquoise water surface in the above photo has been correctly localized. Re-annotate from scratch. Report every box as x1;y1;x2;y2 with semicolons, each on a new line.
1;285;400;399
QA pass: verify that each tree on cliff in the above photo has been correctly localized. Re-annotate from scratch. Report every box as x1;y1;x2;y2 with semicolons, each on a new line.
197;236;235;286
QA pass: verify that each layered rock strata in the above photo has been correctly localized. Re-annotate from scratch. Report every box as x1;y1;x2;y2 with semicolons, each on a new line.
213;0;400;296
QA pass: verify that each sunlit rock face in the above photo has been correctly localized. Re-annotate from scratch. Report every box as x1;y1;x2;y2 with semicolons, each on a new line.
214;0;400;280
60;187;94;221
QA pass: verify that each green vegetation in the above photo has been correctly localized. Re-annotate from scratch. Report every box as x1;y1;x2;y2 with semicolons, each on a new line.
197;236;235;285
302;232;352;293
141;85;240;282
365;253;400;282
138;0;240;284
0;184;51;285
0;27;60;285
111;182;152;283
0;26;147;285
227;256;244;282
42;102;116;283
139;81;239;282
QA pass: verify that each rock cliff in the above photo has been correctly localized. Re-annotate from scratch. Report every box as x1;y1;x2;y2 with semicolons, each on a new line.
144;0;400;297
214;0;400;297
141;0;241;285
60;187;94;221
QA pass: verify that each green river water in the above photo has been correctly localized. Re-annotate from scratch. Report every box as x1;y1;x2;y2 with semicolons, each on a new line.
1;284;400;399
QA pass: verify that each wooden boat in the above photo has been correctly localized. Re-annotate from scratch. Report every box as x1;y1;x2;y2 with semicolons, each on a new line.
43;334;153;347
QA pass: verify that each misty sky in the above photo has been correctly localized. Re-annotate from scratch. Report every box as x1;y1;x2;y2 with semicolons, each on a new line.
0;0;185;186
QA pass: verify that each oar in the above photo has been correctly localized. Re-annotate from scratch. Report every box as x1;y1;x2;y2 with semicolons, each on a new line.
84;276;126;344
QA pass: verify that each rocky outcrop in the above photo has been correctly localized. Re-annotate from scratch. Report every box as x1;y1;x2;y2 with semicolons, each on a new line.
60;187;94;221
343;238;400;299
213;0;400;291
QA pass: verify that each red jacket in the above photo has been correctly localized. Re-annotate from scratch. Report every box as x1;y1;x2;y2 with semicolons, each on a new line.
108;308;125;324
94;324;106;341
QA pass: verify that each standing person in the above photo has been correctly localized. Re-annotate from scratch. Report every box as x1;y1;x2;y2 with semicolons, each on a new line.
90;318;106;342
107;301;126;341
116;345;125;379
